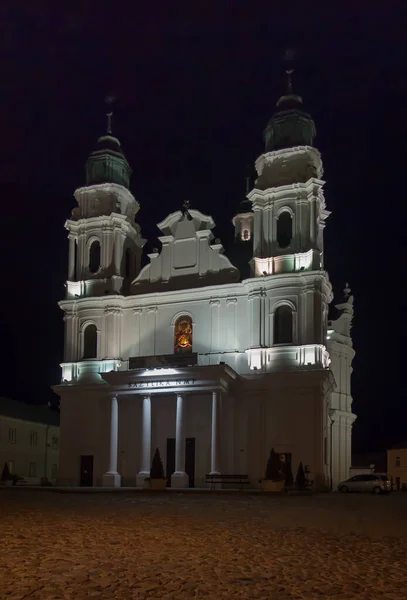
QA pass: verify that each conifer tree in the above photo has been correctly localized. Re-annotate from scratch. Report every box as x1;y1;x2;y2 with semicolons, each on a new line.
150;448;165;478
1;462;10;481
296;461;306;489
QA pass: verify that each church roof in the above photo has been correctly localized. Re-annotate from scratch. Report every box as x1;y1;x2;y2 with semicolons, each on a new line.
0;397;60;426
85;112;132;189
263;71;316;152
93;134;123;154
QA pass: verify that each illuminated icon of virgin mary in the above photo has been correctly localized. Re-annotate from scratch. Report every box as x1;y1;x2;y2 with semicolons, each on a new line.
174;316;192;353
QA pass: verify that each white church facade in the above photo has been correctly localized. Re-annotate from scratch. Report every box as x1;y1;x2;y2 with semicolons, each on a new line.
55;85;356;489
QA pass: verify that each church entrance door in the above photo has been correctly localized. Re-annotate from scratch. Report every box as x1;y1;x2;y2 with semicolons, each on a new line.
185;438;195;488
80;455;94;486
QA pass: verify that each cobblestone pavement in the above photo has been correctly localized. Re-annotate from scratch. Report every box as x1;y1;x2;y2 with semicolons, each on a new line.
1;490;407;599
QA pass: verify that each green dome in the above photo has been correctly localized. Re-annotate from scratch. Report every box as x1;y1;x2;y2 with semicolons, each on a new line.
264;93;316;152
85;133;132;189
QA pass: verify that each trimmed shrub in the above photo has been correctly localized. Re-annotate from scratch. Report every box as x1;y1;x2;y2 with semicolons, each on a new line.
1;462;11;481
150;448;165;479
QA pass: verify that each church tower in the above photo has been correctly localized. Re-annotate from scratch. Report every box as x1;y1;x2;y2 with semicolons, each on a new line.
242;69;354;486
249;71;330;277
65;112;145;301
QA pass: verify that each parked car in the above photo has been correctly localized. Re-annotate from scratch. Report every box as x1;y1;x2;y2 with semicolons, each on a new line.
338;474;391;494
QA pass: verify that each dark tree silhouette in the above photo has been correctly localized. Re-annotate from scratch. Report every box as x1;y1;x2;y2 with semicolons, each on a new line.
296;461;306;489
150;448;165;479
265;448;283;480
1;462;10;481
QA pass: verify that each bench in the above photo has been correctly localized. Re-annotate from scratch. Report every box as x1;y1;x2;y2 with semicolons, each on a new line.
205;474;250;492
15;477;29;486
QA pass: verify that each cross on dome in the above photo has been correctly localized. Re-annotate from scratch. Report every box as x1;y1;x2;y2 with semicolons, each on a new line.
106;111;113;135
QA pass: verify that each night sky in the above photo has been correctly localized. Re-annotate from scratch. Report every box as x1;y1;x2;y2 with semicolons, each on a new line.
0;4;405;454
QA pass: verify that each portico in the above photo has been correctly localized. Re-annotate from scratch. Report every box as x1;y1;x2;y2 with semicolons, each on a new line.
99;364;237;488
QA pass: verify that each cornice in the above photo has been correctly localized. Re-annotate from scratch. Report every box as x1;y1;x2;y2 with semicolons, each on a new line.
248;177;325;204
59;270;332;311
329;408;357;424
74;182;139;209
254;146;323;177
104;305;122;316
232;212;254;226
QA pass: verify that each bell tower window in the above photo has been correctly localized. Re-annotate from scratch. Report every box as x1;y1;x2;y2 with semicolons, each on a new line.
277;211;292;248
274;305;293;345
89;240;101;273
174;316;193;354
83;324;97;359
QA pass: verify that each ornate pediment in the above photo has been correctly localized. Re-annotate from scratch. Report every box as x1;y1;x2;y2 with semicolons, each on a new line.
131;208;239;293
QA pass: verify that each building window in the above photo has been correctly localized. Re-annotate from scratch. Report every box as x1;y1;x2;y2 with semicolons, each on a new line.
396;456;401;467
274;305;293;345
174;315;193;354
52;436;59;450
30;431;38;447
83;324;97;359
89;240;101;273
7;460;14;473
51;464;58;479
29;462;36;477
8;428;16;444
277;211;293;248
242;229;250;241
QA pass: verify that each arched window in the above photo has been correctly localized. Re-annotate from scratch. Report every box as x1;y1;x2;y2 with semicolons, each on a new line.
83;324;97;359
274;305;293;345
125;248;131;278
174;315;193;354
277;211;292;248
242;229;250;241
89;240;101;273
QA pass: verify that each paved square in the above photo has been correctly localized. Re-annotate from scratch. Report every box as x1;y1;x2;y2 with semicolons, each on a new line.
1;490;406;599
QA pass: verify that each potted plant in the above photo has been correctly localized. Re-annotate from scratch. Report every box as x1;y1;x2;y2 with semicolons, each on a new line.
147;448;167;490
263;448;285;492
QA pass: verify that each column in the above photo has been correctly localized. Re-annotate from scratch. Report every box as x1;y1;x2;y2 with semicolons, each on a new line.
226;298;237;351
210;390;221;474
136;395;151;487
114;228;122;275
250;293;261;348
171;393;189;488
103;395;121;487
68;235;76;281
210;300;220;356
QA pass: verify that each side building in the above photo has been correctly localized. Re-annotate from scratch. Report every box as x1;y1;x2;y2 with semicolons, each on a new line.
0;398;60;484
388;442;407;490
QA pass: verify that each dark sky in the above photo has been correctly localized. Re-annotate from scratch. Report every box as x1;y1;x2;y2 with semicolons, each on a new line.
0;3;405;453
